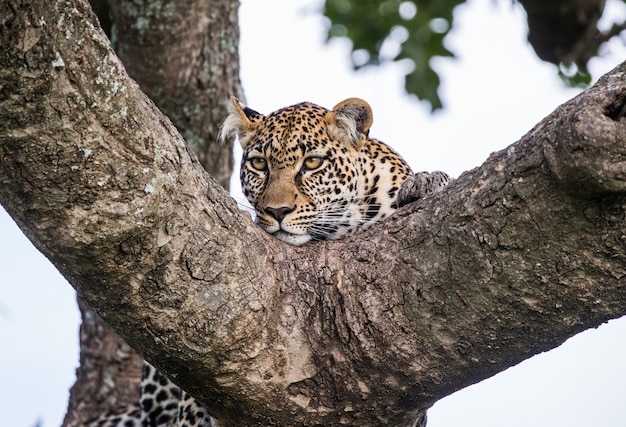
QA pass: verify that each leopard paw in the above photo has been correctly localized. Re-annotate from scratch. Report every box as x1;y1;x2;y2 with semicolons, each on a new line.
396;171;451;208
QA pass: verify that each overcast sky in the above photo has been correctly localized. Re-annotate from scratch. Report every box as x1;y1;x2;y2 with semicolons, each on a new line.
1;1;625;426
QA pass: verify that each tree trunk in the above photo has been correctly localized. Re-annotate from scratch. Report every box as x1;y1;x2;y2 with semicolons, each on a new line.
1;0;626;426
107;0;240;188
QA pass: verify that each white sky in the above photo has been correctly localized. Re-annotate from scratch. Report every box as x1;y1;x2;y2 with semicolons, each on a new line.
1;0;626;426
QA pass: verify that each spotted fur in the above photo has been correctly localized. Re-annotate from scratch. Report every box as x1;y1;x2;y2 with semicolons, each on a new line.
85;362;213;427
221;97;414;245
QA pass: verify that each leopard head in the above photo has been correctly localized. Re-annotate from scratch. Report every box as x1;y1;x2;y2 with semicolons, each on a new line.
220;97;410;246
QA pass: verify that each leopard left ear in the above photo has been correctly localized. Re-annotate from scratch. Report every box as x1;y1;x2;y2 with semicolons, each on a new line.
219;96;265;149
328;98;373;147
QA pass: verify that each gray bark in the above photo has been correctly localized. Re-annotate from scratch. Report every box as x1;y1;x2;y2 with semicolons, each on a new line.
1;0;625;425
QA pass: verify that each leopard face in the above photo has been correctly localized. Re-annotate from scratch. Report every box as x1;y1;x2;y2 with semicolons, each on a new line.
221;97;412;246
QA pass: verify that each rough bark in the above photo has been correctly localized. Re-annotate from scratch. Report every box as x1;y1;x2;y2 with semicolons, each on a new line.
1;1;626;426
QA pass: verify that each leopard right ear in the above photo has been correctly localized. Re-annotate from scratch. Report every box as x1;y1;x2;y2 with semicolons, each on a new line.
219;96;264;149
327;98;374;148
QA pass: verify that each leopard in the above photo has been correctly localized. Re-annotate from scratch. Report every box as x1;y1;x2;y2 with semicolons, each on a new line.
224;96;417;245
85;97;449;427
85;362;213;427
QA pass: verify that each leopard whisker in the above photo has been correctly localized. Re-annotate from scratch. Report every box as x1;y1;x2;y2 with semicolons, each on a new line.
230;195;256;217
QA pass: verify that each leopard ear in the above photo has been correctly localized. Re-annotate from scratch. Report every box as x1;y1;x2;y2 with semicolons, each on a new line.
219;96;264;149
328;98;373;147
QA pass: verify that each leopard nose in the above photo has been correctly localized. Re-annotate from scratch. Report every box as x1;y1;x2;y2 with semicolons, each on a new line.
264;206;295;223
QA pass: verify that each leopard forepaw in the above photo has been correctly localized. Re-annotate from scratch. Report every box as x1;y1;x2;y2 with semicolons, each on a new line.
396;171;451;208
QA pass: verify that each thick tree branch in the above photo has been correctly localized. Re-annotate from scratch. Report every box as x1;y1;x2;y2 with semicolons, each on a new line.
63;0;242;423
1;1;625;426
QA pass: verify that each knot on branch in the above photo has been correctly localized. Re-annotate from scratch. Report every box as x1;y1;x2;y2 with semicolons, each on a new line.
544;67;626;196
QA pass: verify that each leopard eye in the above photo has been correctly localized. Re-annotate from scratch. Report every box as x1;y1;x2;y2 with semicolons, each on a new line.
248;157;267;171
302;156;324;171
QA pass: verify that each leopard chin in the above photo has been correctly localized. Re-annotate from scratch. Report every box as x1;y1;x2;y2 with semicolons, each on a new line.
272;230;312;246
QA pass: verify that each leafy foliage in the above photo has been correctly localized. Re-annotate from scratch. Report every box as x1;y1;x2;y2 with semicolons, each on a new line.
558;62;592;88
323;0;626;111
324;0;463;111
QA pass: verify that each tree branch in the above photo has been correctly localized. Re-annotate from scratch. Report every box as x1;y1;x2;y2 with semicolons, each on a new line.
1;1;625;425
62;0;243;423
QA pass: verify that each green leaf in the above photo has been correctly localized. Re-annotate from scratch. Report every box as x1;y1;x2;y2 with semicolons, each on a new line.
323;0;465;111
558;62;592;88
